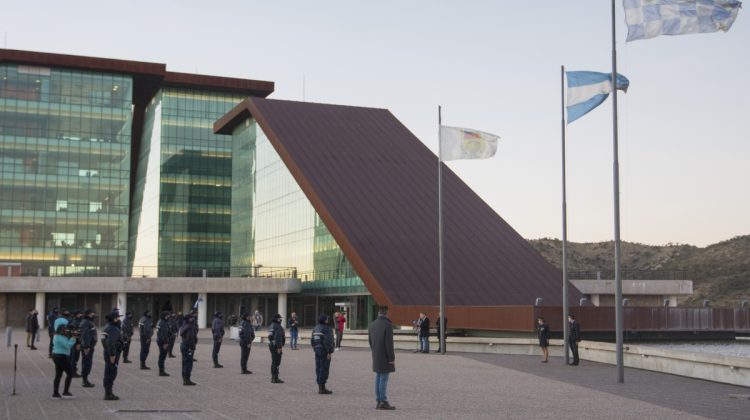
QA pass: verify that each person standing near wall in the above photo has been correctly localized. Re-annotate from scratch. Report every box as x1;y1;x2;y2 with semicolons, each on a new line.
334;311;346;351
211;311;225;368
47;307;59;357
418;312;430;353
79;309;97;387
288;312;299;350
537;317;550;363
238;312;255;374
368;306;396;410
120;312;134;363
568;314;581;366
138;310;153;370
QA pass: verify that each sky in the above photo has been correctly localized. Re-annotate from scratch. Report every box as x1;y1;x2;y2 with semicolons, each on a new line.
1;0;747;247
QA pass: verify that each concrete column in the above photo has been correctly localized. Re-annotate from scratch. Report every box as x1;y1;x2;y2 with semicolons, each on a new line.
250;296;259;313
277;293;287;321
35;292;46;326
182;294;192;314
198;293;207;329
116;292;127;317
669;296;678;307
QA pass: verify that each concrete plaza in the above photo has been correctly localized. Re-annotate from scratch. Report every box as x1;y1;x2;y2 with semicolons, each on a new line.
1;330;747;419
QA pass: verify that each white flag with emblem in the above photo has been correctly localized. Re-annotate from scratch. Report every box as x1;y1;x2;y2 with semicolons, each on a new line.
439;125;500;161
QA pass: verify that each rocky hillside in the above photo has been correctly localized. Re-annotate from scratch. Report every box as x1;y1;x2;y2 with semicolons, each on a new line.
528;235;750;307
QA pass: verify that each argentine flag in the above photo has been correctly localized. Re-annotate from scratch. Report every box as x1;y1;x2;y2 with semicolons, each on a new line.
566;71;630;123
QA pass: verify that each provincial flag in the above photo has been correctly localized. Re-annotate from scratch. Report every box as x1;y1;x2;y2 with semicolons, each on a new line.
624;0;742;42
439;126;500;161
566;71;630;123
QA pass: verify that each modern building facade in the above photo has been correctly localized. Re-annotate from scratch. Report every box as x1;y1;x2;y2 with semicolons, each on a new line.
2;48;588;333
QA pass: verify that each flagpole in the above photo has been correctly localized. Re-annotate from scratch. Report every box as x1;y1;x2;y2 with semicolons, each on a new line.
611;0;625;383
560;65;570;365
438;105;446;355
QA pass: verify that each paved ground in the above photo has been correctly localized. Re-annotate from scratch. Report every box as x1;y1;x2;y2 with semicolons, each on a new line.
0;331;747;419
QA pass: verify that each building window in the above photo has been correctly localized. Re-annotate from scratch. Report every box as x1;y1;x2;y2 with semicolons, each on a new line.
52;232;75;247
56;200;68;211
89;202;102;213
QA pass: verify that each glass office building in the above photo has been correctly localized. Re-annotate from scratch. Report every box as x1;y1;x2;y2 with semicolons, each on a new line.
0;63;132;275
230;119;372;328
129;88;245;276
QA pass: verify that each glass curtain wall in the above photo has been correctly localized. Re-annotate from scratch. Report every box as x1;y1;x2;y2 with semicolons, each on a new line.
130;88;245;276
0;64;132;275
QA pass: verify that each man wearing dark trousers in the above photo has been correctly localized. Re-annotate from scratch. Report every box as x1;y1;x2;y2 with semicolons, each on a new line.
79;309;97;387
47;308;59;357
121;312;134;363
138;310;153;370
211;312;224;368
311;313;335;394
568;314;581;366
156;311;171;376
69;310;83;377
239;312;255;374
179;314;198;385
268;313;285;383
26;309;40;350
101;310;123;400
167;312;178;358
368;306;396;410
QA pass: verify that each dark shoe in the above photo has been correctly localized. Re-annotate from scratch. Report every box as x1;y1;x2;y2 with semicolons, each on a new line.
183;378;196;386
30;346;38;350
241;370;252;374
104;393;119;401
123;358;131;364
318;384;332;394
192;358;197;362
214;363;223;368
168;354;176;358
541;360;548;363
140;362;150;370
159;370;170;377
62;391;75;399
52;393;62;400
271;375;284;384
377;401;396;410
82;380;95;388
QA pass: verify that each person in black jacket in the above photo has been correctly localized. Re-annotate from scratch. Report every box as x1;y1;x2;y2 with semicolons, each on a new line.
101;310;123;401
435;315;448;353
138;310;153;370
267;313;285;383
79;309;98;387
167;312;178;358
537;317;550;363
69;310;83;377
156;311;171;376
418;312;430;353
238;312;255;374
311;313;335;394
47;308;59;357
211;312;224;368
121;312;134;363
179;314;198;385
568;314;581;366
26;308;39;350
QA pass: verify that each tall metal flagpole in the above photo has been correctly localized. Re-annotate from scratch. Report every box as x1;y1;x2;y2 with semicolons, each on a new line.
438;105;446;355
611;0;625;383
560;65;570;365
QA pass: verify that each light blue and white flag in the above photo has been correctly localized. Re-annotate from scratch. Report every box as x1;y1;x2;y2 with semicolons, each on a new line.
566;71;630;124
624;0;742;42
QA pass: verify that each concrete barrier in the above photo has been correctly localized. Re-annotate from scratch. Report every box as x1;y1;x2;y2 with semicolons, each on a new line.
340;333;750;387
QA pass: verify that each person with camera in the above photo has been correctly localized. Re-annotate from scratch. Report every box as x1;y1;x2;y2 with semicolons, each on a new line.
311;313;334;394
179;314;198;385
121;311;134;363
138;310;153;370
51;321;78;399
267;313;285;383
79;309;97;387
156;311;172;376
101;310;123;400
238;312;255;374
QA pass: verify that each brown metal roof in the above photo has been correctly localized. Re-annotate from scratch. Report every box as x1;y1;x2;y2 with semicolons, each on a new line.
216;97;583;308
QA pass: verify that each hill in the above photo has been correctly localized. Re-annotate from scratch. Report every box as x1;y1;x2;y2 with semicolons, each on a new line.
528;235;750;307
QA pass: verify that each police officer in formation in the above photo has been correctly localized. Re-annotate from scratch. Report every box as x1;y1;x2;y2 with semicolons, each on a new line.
101;310;123;400
311;313;334;394
211;311;225;368
179;313;198;385
238;312;255;374
167;312;178;358
70;310;83;377
46;307;59;357
138;310;153;370
121;312;134;363
267;313;285;383
79;309;97;387
156;311;172;376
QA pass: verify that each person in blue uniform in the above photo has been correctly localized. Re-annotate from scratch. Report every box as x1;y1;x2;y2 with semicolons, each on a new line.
101;310;123;400
156;311;171;376
138;310;153;370
211;311;225;368
120;312;134;363
311;313;335;394
239;312;255;374
79;309;97;387
179;314;198;385
267;313;285;383
568;314;581;366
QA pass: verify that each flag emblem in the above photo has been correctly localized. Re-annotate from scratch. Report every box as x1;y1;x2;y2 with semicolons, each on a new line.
440;126;500;161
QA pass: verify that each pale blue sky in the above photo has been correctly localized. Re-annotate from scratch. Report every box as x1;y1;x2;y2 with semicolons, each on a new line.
2;0;747;246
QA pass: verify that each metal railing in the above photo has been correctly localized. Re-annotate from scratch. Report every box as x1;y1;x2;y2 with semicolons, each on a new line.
568;269;689;281
8;265;298;279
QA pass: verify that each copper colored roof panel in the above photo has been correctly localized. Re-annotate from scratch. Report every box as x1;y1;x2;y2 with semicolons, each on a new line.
216;97;583;307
